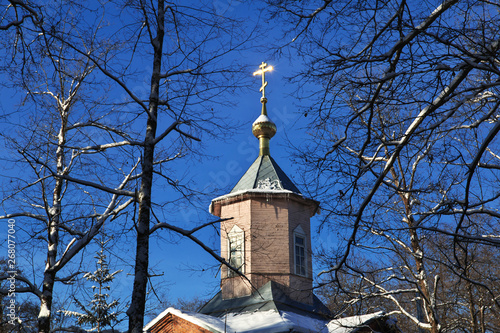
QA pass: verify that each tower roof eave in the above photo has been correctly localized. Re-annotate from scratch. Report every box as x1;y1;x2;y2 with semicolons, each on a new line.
209;189;320;218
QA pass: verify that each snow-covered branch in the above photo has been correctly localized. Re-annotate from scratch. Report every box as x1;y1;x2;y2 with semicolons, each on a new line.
0;212;46;222
67;140;144;153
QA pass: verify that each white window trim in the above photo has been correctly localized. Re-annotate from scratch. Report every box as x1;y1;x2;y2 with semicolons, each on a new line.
227;225;244;277
293;226;307;277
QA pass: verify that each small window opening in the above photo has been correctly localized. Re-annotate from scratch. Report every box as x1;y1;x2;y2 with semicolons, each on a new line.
228;226;244;277
294;234;306;276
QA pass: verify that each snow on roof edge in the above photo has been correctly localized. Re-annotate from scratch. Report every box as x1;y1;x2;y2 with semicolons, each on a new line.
211;188;298;203
324;311;386;333
210;189;300;214
143;307;229;333
143;307;172;331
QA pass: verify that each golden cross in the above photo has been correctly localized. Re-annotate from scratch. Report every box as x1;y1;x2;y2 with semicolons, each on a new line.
253;62;273;101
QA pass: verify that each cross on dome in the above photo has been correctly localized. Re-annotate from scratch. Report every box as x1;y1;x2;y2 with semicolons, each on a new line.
253;62;274;103
252;62;276;156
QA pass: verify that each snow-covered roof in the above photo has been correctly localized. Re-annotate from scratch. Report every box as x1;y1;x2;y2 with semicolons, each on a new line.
144;307;392;333
226;309;327;333
321;311;386;333
144;307;327;333
143;307;227;333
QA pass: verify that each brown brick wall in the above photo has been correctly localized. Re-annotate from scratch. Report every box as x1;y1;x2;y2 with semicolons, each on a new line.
249;198;290;275
287;199;313;278
147;312;213;333
217;193;315;303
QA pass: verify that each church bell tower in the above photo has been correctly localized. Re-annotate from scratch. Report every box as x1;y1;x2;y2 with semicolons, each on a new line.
209;63;319;305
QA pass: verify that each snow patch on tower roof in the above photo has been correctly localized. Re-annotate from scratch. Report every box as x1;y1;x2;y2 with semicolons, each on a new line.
224;309;329;332
225;310;290;332
212;188;296;202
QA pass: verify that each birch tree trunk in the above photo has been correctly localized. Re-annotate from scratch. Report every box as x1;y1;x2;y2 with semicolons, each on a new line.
1;4;135;332
38;112;67;332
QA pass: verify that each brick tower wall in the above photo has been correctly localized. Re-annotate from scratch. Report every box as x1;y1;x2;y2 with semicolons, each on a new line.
217;194;314;304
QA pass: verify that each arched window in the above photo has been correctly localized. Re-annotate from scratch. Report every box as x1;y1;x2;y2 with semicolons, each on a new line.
293;225;307;277
227;225;244;277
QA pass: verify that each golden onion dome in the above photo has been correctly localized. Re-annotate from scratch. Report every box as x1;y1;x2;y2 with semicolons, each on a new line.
252;114;277;139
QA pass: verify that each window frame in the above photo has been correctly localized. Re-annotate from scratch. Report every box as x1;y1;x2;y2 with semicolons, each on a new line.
227;225;245;277
294;227;307;277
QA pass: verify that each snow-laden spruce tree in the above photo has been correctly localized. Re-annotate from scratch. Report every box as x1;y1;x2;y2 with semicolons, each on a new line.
63;240;122;332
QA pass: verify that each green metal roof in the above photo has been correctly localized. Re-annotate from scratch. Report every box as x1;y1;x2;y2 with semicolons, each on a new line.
230;155;301;194
198;281;331;321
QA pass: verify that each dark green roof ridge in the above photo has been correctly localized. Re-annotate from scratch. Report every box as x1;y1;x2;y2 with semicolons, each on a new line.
198;281;331;320
230;155;301;194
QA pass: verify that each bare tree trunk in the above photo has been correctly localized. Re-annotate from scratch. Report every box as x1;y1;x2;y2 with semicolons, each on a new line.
407;225;440;333
466;272;478;333
479;305;485;333
39;111;67;333
127;1;164;332
388;161;440;333
39;266;56;333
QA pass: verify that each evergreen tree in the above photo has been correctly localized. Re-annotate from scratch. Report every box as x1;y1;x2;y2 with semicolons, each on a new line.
0;258;38;333
62;240;121;332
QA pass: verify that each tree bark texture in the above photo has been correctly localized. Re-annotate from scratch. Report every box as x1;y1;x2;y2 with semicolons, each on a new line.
127;1;165;332
38;109;68;333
